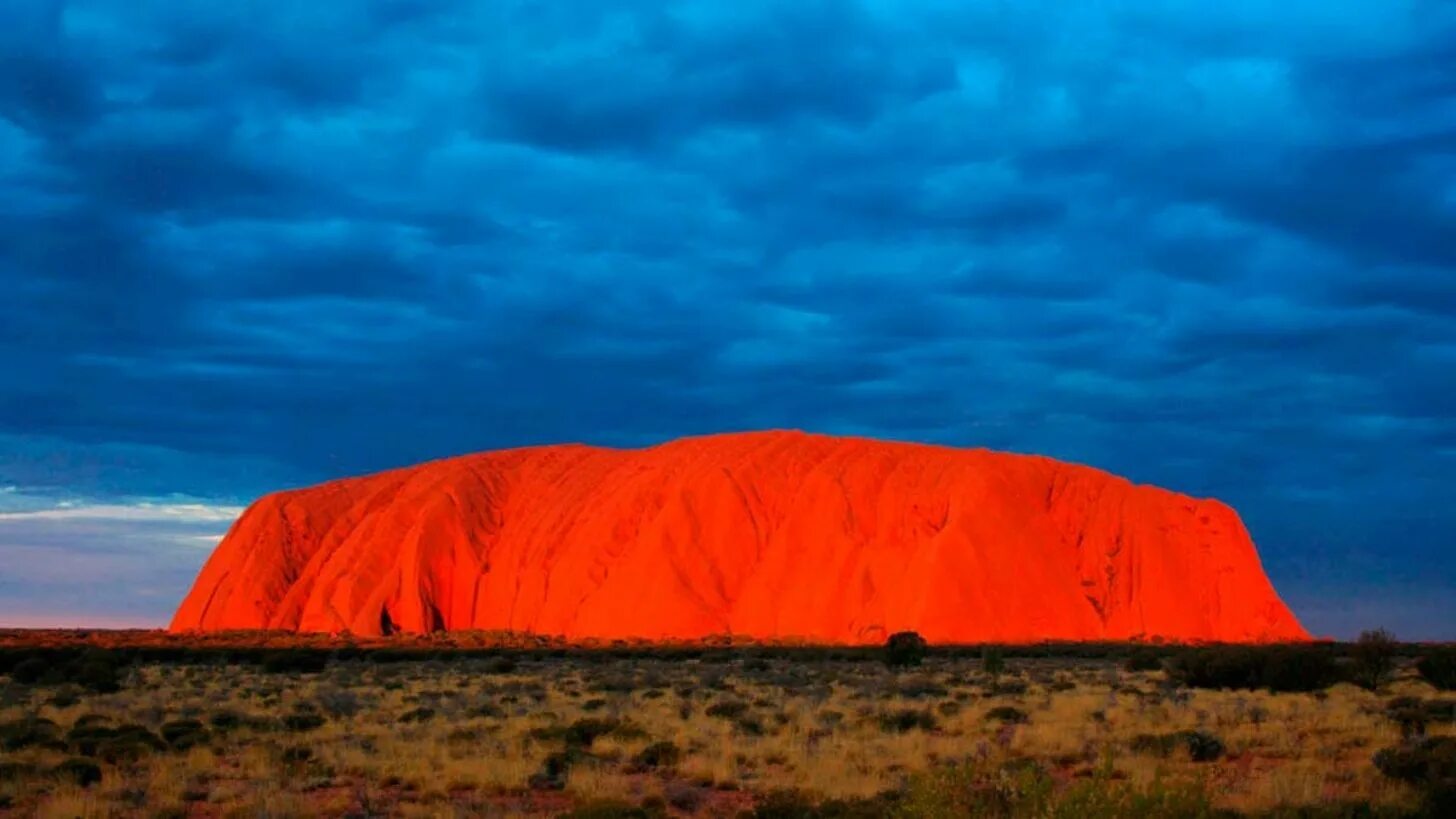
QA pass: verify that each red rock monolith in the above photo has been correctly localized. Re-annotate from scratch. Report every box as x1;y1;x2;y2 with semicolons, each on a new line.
171;431;1308;643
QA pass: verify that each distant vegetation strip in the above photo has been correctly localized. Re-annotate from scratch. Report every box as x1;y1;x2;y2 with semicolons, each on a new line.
1;629;1454;694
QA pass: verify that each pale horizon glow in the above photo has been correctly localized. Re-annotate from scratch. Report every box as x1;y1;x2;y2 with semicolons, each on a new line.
0;610;168;630
0;501;245;523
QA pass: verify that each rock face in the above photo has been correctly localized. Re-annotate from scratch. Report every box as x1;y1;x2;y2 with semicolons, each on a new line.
171;431;1308;643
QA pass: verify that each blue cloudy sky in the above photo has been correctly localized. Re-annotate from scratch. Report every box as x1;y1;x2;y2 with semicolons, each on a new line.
1;1;1453;637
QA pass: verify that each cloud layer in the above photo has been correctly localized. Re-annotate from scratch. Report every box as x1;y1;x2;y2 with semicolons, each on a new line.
1;1;1453;636
0;492;235;627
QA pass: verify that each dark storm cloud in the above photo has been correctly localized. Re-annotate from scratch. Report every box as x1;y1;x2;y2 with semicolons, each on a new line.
475;2;955;154
1;0;1453;635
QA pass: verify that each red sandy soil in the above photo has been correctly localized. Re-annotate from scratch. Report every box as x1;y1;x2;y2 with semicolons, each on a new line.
170;430;1308;644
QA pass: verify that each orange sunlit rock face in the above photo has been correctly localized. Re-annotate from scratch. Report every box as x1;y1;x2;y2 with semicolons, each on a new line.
171;431;1308;643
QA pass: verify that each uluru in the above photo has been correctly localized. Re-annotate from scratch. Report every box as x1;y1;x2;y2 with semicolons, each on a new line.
171;431;1308;643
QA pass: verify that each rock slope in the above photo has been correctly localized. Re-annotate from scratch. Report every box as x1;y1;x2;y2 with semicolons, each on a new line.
171;431;1308;643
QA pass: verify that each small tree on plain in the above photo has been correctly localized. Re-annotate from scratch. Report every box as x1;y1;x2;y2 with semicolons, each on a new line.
1417;647;1456;691
982;646;1005;684
884;631;928;668
1353;628;1399;691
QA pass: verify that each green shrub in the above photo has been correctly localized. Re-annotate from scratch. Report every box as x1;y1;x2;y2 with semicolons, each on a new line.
1374;736;1456;783
71;714;112;729
1167;645;1341;692
991;679;1029;696
1385;696;1455;740
573;718;621;747
91;725;165;762
632;740;682;769
66;723;119;756
1417;647;1456;691
260;650;328;674
160;719;209;749
705;701;749;720
485;657;518;674
1167;648;1261;690
1427;700;1456;722
49;688;80;708
1373;736;1456;815
1181;731;1225;762
896;679;948;699
282;712;326;732
0;760;36;783
528;749;580;790
1130;731;1224;762
0;717;61;751
315;687;363;718
281;746;313;765
982;646;1006;680
1351;629;1399;691
52;757;102;788
72;659;122;694
877;709;937;734
5;651;125;693
532;718;623;749
1261;646;1344;692
984;706;1029;724
1124;648;1164;673
9;657;51;684
1131;734;1171;756
736;716;767;736
884;632;927;669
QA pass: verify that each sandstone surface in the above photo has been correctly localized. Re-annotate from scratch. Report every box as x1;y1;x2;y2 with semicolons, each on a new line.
171;431;1308;643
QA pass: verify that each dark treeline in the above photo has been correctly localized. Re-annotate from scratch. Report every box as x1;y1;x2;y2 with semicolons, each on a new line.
2;637;1453;692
